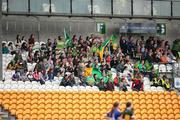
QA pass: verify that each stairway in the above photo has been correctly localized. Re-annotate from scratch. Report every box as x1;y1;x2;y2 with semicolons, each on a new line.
0;106;16;120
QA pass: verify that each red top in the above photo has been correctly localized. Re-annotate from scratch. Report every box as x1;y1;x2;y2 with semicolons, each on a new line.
33;72;40;80
106;56;111;63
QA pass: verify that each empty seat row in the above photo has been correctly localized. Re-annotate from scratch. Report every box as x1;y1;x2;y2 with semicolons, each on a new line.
0;91;179;120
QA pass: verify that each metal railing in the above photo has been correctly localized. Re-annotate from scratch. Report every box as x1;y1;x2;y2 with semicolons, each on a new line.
1;0;180;19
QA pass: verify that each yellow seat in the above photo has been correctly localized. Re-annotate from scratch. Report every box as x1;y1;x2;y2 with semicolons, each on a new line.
140;109;147;114
141;113;148;119
167;104;173;109
165;94;171;99
175;114;180;119
148;114;154;119
134;109;140;114
52;109;59;114
147;104;153;109
154;109;160;114
135;113;141;119
168;114;175;119
147;109;154;114
173;104;179;109
139;99;146;104
174;108;180;114
160;108;167;114
87;114;94;119
155;113;161;119
80;113;87;119
140;104;146;109
145;94;151;99
152;94;158;99
160;103;166;109
139;94;146;99
162;114;168;119
158;94;164;99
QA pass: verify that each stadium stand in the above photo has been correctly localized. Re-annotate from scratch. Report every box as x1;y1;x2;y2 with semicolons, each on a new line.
1;0;180;120
1;31;180;119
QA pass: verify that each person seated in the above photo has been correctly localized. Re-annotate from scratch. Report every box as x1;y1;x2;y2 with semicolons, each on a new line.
132;78;143;91
12;70;20;81
137;60;147;73
123;66;132;82
152;77;161;87
47;68;54;81
60;73;75;87
119;78;129;92
161;75;171;90
123;102;135;120
97;78;106;91
105;80;114;91
33;69;45;85
160;53;169;63
26;70;34;81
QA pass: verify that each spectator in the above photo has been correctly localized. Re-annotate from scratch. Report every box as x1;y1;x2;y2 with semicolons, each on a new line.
97;78;106;91
12;70;20;81
152;77;161;87
119;78;129;92
106;80;114;91
8;42;15;53
2;43;9;54
33;69;45;85
161;75;171;90
2;33;175;92
160;53;169;63
15;34;22;46
28;34;35;45
132;77;143;91
27;70;34;81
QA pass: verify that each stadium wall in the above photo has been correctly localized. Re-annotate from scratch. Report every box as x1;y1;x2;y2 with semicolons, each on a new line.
1;15;180;43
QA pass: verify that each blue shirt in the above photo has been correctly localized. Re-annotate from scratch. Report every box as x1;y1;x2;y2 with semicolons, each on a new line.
114;109;121;120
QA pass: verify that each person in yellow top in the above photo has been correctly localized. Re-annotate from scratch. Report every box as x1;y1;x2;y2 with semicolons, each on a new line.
152;77;161;87
161;75;171;90
56;36;65;50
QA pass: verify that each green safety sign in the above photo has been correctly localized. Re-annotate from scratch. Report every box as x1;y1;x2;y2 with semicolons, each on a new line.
97;22;106;34
157;23;166;35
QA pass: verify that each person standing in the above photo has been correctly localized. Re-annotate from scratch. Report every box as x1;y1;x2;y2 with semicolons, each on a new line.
107;102;123;120
122;102;135;120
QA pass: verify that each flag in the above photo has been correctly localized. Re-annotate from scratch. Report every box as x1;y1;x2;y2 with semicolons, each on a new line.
103;76;109;83
178;52;180;58
64;29;72;47
110;35;118;49
145;60;153;71
92;68;103;79
110;35;118;44
134;61;140;69
84;67;93;77
97;39;110;61
91;45;98;53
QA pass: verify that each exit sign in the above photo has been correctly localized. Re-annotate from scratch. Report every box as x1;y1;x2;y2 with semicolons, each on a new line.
97;22;106;34
157;23;166;35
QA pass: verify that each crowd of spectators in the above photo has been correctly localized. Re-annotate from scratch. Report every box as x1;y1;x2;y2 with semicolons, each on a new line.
2;34;177;91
